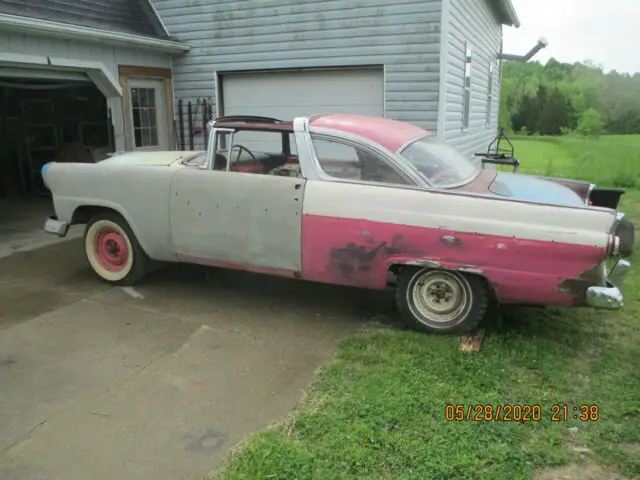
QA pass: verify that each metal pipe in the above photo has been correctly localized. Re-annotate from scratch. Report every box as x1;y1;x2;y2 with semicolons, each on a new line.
499;37;549;62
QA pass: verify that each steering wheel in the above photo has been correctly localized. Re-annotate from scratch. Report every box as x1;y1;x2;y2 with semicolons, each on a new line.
230;144;256;162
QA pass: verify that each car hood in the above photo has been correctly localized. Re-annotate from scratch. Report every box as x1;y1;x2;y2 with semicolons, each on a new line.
99;151;196;166
488;171;585;206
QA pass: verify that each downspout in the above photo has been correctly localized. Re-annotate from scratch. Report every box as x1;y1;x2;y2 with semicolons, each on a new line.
499;38;549;62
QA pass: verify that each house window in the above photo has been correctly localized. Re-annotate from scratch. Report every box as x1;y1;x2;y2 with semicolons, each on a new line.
486;62;494;127
131;87;159;147
462;43;472;130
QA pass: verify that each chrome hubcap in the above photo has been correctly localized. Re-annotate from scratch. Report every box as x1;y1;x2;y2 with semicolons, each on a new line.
411;271;469;324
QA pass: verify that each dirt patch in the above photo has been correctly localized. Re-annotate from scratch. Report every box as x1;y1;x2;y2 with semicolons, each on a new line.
621;443;640;458
534;460;623;480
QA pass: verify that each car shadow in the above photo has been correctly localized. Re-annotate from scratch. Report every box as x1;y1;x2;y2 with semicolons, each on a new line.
142;262;399;328
142;264;596;344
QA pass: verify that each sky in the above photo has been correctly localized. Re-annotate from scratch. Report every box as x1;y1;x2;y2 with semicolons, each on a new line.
502;0;640;74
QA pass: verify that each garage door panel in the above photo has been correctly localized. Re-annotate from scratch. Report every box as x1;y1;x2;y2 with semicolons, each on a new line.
222;69;384;117
221;68;384;153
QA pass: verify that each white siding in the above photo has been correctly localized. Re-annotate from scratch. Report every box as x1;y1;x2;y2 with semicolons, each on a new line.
151;0;442;133
0;32;171;73
442;0;502;157
0;31;172;152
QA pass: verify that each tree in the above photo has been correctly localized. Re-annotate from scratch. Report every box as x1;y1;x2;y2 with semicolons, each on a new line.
498;57;640;136
576;108;605;137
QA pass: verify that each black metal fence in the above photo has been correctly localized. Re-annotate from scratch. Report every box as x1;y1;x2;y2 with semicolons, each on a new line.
174;97;214;151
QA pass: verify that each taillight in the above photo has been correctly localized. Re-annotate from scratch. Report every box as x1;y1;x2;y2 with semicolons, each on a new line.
607;234;621;257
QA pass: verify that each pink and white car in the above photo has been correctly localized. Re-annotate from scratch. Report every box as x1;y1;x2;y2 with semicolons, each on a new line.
42;114;634;334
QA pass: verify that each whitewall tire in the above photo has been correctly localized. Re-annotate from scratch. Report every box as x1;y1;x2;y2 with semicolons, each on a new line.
396;268;489;334
83;212;150;286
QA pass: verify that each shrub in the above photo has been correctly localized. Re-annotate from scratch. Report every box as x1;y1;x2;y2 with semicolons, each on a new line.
576;108;605;138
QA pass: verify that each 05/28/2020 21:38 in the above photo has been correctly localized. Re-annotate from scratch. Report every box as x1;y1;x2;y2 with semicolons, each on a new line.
444;403;601;422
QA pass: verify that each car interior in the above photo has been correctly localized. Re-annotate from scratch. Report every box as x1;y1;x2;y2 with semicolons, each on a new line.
181;124;410;185
182;128;302;177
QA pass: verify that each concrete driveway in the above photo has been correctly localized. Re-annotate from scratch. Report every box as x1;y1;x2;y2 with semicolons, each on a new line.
0;239;385;479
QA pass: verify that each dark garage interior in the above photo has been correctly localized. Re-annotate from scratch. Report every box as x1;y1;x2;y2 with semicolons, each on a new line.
0;75;113;257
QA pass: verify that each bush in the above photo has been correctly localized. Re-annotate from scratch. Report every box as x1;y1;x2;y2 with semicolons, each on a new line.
576;108;605;137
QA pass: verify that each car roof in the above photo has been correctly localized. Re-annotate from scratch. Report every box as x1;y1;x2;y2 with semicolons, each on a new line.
309;113;429;152
211;113;429;152
213;116;294;132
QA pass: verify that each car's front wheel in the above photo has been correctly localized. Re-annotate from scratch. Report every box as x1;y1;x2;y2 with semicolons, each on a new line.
83;212;150;286
396;267;489;334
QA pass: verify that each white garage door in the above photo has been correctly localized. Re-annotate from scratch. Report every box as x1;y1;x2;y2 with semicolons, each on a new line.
221;68;384;120
220;68;384;153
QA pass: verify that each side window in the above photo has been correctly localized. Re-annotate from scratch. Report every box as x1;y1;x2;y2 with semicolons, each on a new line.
311;136;410;185
211;130;231;170
462;42;472;131
486;62;494;127
211;128;300;177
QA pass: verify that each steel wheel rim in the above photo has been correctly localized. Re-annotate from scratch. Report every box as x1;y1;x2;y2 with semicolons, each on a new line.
94;227;129;272
85;219;134;282
409;270;471;325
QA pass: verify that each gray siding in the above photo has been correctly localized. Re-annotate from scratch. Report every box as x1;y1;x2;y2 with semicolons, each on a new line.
0;31;172;151
151;0;442;131
442;0;502;157
0;0;168;39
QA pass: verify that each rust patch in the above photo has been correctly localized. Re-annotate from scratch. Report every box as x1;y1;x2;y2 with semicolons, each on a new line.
441;235;462;246
458;329;485;352
557;263;606;305
329;235;407;277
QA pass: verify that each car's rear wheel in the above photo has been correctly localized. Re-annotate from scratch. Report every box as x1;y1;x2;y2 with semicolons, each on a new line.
84;212;150;286
395;267;489;334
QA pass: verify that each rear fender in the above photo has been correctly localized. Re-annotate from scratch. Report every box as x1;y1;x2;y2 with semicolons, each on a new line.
531;175;594;204
532;175;626;210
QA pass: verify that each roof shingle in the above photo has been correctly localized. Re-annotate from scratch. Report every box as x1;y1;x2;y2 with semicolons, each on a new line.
0;0;169;39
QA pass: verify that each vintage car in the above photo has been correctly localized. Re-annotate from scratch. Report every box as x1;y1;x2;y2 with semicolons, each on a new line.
41;113;634;334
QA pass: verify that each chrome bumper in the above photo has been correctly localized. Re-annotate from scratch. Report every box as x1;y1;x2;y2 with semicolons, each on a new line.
586;259;631;310
43;216;69;237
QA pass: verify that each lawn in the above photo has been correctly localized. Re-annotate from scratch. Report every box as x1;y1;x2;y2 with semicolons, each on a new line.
211;136;640;480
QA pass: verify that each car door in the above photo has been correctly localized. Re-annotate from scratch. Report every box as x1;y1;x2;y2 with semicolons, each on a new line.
169;128;305;273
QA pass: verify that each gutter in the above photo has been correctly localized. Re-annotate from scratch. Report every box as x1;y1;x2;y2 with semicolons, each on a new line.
499;38;549;62
500;0;521;28
0;13;190;54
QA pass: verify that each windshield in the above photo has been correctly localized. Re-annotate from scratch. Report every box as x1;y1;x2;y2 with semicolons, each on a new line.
182;151;207;167
399;135;480;187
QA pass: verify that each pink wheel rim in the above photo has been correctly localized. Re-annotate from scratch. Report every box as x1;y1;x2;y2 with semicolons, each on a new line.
93;227;129;272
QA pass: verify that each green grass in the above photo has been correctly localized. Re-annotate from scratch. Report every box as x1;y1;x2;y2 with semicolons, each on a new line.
512;134;640;188
211;136;640;480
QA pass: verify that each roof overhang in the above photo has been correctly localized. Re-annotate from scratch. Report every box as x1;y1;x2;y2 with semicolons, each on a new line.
0;13;190;54
0;52;123;97
497;0;521;28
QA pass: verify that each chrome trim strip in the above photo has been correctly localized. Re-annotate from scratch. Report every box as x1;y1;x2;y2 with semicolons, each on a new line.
587;258;631;310
204;120;216;170
609;259;631;288
226;130;235;172
610;212;625;235
43;216;69;237
586;183;596;206
394;133;431;155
